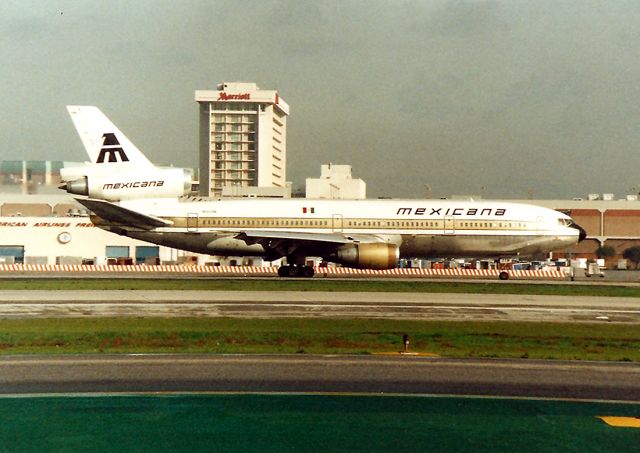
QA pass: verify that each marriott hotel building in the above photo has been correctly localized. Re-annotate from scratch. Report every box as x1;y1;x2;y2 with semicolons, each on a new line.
195;82;290;197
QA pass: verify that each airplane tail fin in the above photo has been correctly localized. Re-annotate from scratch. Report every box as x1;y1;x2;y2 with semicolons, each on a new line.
66;106;154;168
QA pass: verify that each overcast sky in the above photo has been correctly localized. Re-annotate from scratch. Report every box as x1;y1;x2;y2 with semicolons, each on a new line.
2;0;640;199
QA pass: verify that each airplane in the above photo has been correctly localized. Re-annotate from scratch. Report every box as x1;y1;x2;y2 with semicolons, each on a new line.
64;106;586;278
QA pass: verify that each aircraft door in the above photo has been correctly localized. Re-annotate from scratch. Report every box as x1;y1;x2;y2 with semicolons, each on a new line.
187;213;199;232
444;215;455;235
332;214;343;233
536;216;544;235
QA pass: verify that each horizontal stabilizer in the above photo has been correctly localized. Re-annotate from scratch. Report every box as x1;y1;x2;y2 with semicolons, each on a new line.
76;198;172;230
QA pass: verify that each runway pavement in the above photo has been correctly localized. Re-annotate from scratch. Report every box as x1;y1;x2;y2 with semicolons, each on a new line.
0;290;638;322
0;354;638;401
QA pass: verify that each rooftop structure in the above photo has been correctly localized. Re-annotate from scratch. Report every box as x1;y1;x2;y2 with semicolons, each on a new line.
305;164;366;199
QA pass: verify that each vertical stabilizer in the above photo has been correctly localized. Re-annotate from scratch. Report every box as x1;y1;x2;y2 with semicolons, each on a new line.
66;106;154;168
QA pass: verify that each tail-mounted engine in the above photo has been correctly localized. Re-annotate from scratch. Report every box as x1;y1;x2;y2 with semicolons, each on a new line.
60;167;193;201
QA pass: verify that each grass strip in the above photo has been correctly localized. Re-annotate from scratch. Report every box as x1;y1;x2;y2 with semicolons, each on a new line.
0;317;638;361
1;278;640;297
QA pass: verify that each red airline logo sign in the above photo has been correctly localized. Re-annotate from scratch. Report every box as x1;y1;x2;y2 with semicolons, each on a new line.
217;92;251;101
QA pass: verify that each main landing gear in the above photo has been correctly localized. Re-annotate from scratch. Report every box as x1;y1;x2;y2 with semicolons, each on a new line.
277;265;315;278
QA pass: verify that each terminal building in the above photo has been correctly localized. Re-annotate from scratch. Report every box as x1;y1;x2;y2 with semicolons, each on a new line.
0;192;191;265
0;160;66;194
195;83;290;197
525;196;640;263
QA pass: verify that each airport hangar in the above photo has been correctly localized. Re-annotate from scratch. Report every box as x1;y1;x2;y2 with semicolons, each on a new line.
1;189;640;267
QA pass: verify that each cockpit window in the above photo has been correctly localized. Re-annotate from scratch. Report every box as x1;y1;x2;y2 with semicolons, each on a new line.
558;218;572;227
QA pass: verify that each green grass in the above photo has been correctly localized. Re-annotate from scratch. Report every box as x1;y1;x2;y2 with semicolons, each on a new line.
1;278;640;297
0;317;639;361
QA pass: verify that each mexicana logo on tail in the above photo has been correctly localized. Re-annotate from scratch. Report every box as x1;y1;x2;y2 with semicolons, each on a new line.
96;133;129;163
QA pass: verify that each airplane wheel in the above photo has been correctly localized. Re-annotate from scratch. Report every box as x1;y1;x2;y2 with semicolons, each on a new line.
287;265;301;277
498;271;510;280
277;266;288;277
303;266;315;278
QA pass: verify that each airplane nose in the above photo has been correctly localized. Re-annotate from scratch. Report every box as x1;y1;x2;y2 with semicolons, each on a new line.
570;223;587;242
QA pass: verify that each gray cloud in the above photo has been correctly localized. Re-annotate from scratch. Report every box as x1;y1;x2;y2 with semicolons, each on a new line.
2;0;640;199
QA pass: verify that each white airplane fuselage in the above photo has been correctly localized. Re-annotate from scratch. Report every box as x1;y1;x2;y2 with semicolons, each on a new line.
88;197;582;267
64;105;584;273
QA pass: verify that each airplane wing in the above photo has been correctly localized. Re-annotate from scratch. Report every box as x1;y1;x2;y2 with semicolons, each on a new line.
76;198;173;230
235;230;390;258
237;230;383;245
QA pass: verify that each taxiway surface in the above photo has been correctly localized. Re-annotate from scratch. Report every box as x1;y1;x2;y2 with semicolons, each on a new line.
0;290;638;322
1;354;638;401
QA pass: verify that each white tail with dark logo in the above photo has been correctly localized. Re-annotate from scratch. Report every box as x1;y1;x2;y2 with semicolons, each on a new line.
66;106;153;168
61;106;192;201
